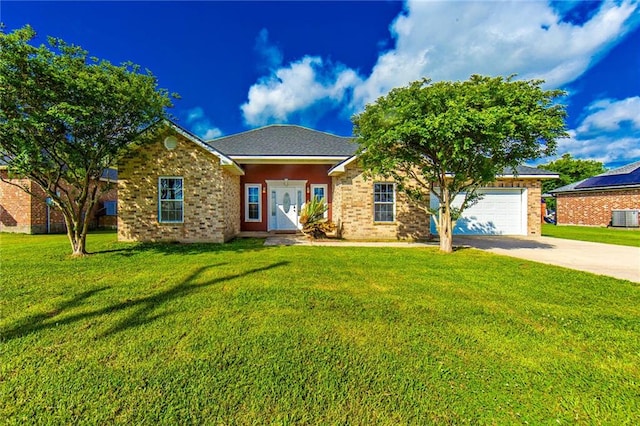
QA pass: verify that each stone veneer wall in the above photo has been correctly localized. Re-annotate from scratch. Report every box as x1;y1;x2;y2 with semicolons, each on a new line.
222;170;241;241
332;163;544;239
556;189;640;226
332;164;430;240
118;132;239;243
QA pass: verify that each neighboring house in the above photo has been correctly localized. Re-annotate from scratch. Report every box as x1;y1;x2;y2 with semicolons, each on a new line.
550;161;640;227
0;167;118;234
117;121;558;243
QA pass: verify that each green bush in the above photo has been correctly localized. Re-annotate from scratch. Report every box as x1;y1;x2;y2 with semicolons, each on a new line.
299;196;336;239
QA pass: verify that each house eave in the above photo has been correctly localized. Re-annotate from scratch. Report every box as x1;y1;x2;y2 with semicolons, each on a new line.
552;184;640;194
496;173;560;179
328;155;359;176
231;155;349;165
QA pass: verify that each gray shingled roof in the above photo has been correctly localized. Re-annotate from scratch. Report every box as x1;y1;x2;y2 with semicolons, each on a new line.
549;179;586;194
598;160;640;176
207;125;357;157
503;165;559;176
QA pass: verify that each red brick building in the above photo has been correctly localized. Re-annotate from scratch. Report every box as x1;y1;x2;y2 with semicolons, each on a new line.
0;168;117;234
551;161;640;227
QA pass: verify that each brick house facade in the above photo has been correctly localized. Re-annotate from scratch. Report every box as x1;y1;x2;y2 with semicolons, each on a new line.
551;161;640;227
330;161;545;240
0;169;117;234
330;163;431;240
555;190;640;226
116;121;555;243
117;123;243;243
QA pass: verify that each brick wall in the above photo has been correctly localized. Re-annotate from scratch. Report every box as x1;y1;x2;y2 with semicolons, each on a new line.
118;131;239;243
29;183;67;234
95;186;118;229
332;165;430;240
222;170;241;241
0;171;33;233
556;189;640;226
332;163;544;239
1;170;116;234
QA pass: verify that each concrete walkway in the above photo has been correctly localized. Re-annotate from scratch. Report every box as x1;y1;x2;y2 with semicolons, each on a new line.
261;234;640;282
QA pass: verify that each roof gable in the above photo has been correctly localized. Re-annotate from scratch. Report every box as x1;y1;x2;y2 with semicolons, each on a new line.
207;125;357;157
163;121;244;175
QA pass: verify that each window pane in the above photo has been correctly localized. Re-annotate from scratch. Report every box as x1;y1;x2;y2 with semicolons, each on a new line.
104;201;117;216
248;204;259;220
373;183;394;222
271;191;276;216
160;200;183;222
160;178;183;200
374;204;393;222
248;186;259;203
313;187;325;200
159;178;184;222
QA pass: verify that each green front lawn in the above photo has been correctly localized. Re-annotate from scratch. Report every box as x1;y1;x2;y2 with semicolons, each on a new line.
543;223;640;247
1;232;639;424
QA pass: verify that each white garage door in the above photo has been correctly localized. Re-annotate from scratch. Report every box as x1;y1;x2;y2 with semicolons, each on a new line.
430;188;527;235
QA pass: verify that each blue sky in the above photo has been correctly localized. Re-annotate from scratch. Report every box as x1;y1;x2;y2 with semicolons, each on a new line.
2;1;639;168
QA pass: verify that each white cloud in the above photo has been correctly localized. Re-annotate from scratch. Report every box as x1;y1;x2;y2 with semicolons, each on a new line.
352;0;639;109
552;96;640;165
185;107;223;140
241;56;362;126
556;134;640;165
201;127;223;139
241;0;639;124
577;97;640;133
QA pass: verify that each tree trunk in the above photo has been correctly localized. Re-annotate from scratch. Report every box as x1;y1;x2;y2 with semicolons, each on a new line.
438;189;454;253
71;233;88;257
61;209;89;257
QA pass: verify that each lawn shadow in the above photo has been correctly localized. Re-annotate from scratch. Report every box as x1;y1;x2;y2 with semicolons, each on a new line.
0;286;111;341
453;236;556;251
90;237;269;257
1;261;289;341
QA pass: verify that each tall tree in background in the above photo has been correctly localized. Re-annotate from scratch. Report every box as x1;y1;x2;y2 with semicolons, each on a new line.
353;76;567;252
0;25;175;256
538;153;606;195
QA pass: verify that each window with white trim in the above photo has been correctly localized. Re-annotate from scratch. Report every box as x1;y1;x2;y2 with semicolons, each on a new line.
311;184;327;202
373;183;395;222
310;184;328;218
159;177;183;223
245;184;262;222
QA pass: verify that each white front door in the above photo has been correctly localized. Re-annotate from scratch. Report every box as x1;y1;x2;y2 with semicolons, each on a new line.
269;186;305;231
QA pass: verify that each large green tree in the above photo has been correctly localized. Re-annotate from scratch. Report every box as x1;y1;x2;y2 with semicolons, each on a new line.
353;75;568;252
0;25;175;256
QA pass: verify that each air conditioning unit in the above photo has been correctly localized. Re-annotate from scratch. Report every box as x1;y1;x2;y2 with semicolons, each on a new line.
611;210;639;228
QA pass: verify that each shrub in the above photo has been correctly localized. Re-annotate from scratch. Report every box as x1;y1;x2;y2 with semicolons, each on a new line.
299;197;336;239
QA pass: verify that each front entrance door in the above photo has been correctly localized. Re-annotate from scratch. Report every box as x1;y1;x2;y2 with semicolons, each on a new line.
268;185;305;231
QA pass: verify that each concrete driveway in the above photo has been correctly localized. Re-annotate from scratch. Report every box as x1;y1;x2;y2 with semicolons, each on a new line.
454;236;640;283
